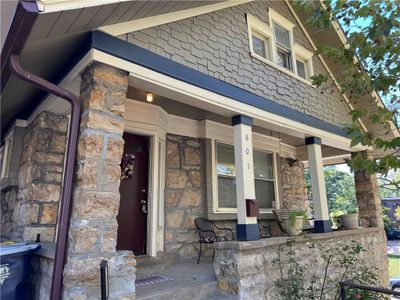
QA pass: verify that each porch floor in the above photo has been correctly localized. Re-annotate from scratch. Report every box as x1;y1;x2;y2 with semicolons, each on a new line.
135;261;226;299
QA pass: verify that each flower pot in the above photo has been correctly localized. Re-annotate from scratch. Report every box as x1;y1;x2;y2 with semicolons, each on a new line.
340;213;359;230
282;216;304;236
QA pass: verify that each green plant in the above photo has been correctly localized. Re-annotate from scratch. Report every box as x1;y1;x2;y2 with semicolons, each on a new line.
346;207;359;214
289;210;308;226
382;206;395;233
330;210;345;228
272;238;386;300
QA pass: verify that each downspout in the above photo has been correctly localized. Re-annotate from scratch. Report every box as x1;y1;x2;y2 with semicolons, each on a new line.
9;55;81;300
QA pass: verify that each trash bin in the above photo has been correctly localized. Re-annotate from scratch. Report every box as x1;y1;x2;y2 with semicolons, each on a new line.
0;243;40;300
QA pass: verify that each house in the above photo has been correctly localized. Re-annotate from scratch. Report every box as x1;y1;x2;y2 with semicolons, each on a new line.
1;0;397;299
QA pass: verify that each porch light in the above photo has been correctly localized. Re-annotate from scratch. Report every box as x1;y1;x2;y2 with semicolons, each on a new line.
146;92;153;102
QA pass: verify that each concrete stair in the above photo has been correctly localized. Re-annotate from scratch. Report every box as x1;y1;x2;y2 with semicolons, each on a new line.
135;262;232;300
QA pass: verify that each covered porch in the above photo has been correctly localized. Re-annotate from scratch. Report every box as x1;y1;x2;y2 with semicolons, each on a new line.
2;30;388;299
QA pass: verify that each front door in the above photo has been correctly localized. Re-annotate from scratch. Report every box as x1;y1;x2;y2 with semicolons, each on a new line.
116;133;149;255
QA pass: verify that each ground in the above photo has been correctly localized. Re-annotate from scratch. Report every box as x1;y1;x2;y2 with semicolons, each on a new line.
390;256;400;278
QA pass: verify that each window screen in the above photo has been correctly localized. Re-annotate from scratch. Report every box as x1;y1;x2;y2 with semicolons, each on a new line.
216;143;275;209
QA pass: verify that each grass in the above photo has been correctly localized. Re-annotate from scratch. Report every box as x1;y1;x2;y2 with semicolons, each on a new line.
389;255;400;278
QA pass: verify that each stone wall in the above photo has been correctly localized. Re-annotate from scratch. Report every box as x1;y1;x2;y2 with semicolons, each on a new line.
121;1;352;127
63;62;136;299
164;134;205;261
213;228;389;299
31;255;54;300
7;112;68;242
280;158;308;212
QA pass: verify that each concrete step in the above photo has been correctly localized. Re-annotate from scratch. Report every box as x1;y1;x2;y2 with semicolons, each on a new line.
137;281;225;300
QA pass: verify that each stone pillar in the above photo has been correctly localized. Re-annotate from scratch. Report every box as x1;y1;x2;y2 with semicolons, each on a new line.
232;115;259;241
353;151;384;229
63;62;136;299
305;137;331;233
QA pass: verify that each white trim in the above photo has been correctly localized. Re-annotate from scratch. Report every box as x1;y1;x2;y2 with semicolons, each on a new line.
268;8;295;30
36;0;131;13
124;99;167;257
100;0;254;36
294;43;314;81
91;50;365;153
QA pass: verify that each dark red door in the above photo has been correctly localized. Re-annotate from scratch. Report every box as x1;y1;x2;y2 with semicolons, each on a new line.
116;133;149;255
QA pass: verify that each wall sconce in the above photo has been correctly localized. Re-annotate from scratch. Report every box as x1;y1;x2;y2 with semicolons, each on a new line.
146;92;153;102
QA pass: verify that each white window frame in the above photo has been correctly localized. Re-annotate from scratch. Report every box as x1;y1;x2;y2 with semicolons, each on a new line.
214;141;279;214
294;43;314;81
247;14;273;61
247;10;315;86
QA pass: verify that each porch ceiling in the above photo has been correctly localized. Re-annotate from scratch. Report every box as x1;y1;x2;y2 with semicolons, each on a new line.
127;86;351;162
0;0;223;135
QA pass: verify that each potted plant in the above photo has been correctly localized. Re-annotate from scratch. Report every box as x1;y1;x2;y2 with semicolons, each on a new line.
282;210;307;236
340;208;359;230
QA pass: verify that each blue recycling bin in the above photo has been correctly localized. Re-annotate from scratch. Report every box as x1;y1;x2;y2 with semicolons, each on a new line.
0;243;40;300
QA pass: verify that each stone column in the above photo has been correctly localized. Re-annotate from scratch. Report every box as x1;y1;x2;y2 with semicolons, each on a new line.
63;62;136;299
232;115;259;241
353;151;384;229
306;137;331;233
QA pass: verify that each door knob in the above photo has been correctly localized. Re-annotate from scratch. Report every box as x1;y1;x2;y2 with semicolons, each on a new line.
141;189;147;193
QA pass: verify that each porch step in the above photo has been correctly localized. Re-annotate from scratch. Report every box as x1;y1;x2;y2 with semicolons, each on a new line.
136;281;223;300
135;262;232;300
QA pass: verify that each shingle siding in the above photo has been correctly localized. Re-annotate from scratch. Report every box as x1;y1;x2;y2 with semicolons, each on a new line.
121;1;351;126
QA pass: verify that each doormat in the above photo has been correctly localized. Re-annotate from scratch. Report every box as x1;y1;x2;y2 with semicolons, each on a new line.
135;273;174;287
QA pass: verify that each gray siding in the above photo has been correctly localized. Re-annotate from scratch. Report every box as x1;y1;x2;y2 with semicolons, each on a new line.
121;1;352;127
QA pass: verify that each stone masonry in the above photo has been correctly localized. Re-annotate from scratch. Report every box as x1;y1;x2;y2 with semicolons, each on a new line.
122;1;352;127
164;134;205;261
279;158;308;212
62;62;136;299
213;228;389;299
9;112;68;242
353;150;385;229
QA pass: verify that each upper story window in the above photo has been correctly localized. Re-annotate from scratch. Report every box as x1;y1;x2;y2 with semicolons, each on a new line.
274;23;292;70
216;142;276;210
246;9;314;85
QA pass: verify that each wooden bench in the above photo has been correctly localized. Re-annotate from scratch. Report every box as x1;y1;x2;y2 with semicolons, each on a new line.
273;209;314;235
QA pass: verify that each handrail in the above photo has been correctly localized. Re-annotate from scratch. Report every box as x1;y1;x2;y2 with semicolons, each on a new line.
340;280;400;299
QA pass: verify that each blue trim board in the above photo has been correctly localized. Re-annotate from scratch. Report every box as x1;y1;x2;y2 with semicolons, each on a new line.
314;220;332;233
305;137;322;145
232;115;253;126
236;223;260;241
90;31;346;137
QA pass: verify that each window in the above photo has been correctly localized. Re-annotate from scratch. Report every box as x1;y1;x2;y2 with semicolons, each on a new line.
294;44;314;81
296;58;307;79
247;14;273;61
252;32;268;59
216;142;276;209
274;23;292;70
246;10;315;84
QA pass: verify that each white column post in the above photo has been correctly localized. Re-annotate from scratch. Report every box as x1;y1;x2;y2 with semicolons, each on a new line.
306;137;331;233
232;115;259;241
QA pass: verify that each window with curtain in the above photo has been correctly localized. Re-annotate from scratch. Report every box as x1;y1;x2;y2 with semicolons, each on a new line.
216;142;276;210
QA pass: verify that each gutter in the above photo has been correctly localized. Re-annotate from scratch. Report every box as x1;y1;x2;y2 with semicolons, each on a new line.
9;55;81;300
